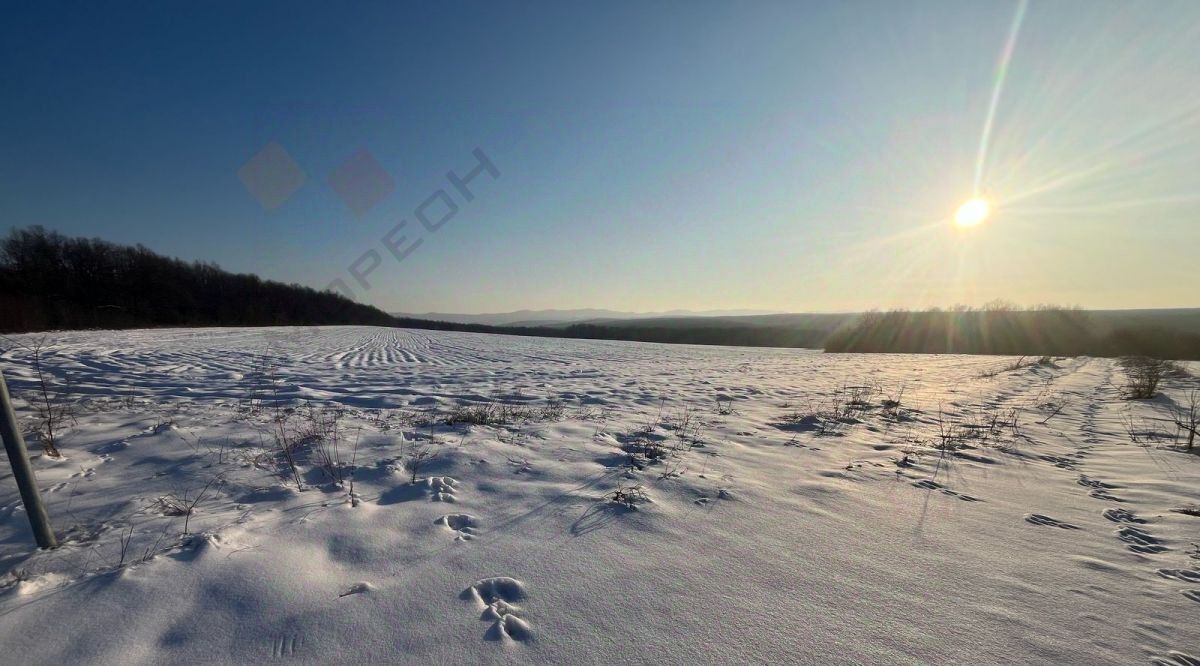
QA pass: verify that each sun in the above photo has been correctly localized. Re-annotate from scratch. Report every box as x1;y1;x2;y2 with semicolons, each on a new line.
954;197;991;227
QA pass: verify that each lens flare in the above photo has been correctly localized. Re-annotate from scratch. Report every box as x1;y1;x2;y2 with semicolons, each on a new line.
955;198;991;227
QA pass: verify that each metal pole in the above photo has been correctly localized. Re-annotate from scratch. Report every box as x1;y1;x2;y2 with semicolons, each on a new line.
0;368;57;549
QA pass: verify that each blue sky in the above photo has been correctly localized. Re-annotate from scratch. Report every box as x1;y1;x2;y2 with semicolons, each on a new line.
3;1;1198;313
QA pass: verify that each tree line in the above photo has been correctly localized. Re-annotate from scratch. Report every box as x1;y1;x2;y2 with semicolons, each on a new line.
822;306;1200;360
0;227;830;349
0;227;396;331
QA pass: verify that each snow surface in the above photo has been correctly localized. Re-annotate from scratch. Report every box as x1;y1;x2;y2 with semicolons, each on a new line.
0;326;1198;664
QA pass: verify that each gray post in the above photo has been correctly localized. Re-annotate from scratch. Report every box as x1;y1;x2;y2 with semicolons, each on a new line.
0;368;57;549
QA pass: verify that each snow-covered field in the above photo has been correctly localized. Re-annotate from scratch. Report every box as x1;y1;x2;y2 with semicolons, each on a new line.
1;326;1198;664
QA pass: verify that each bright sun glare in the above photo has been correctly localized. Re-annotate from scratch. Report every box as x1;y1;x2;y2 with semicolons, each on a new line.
954;197;991;227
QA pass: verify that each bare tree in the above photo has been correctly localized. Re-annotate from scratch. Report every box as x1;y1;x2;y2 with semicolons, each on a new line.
2;336;76;457
155;474;223;535
1120;356;1167;399
402;438;439;484
1174;389;1199;451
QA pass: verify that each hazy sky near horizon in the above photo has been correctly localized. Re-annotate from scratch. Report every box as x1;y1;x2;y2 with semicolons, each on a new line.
2;1;1198;314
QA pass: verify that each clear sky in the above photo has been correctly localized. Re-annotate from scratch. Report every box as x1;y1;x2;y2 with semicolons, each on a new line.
2;1;1198;313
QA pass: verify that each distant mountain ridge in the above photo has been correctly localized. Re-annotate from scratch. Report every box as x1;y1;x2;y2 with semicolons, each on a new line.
393;308;785;327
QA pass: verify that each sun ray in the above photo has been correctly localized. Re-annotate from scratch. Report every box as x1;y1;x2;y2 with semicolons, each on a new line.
1004;194;1200;215
973;0;1029;193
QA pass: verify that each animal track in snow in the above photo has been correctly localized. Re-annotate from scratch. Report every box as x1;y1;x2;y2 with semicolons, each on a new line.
1157;569;1200;584
436;514;479;541
1151;651;1200;666
1102;508;1146;524
507;457;534;474
1079;475;1127;502
910;479;982;502
1089;488;1127;502
427;476;459;503
1039;454;1078;470
269;634;304;658
693;488;734;505
1115;525;1168;554
465;576;526;606
1078;474;1120;490
92;440;129;454
338;581;374;598
462;577;532;641
1025;514;1080;529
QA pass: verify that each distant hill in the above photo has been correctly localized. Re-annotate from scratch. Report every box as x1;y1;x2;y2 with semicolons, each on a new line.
394;308;784;327
538;312;855;330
